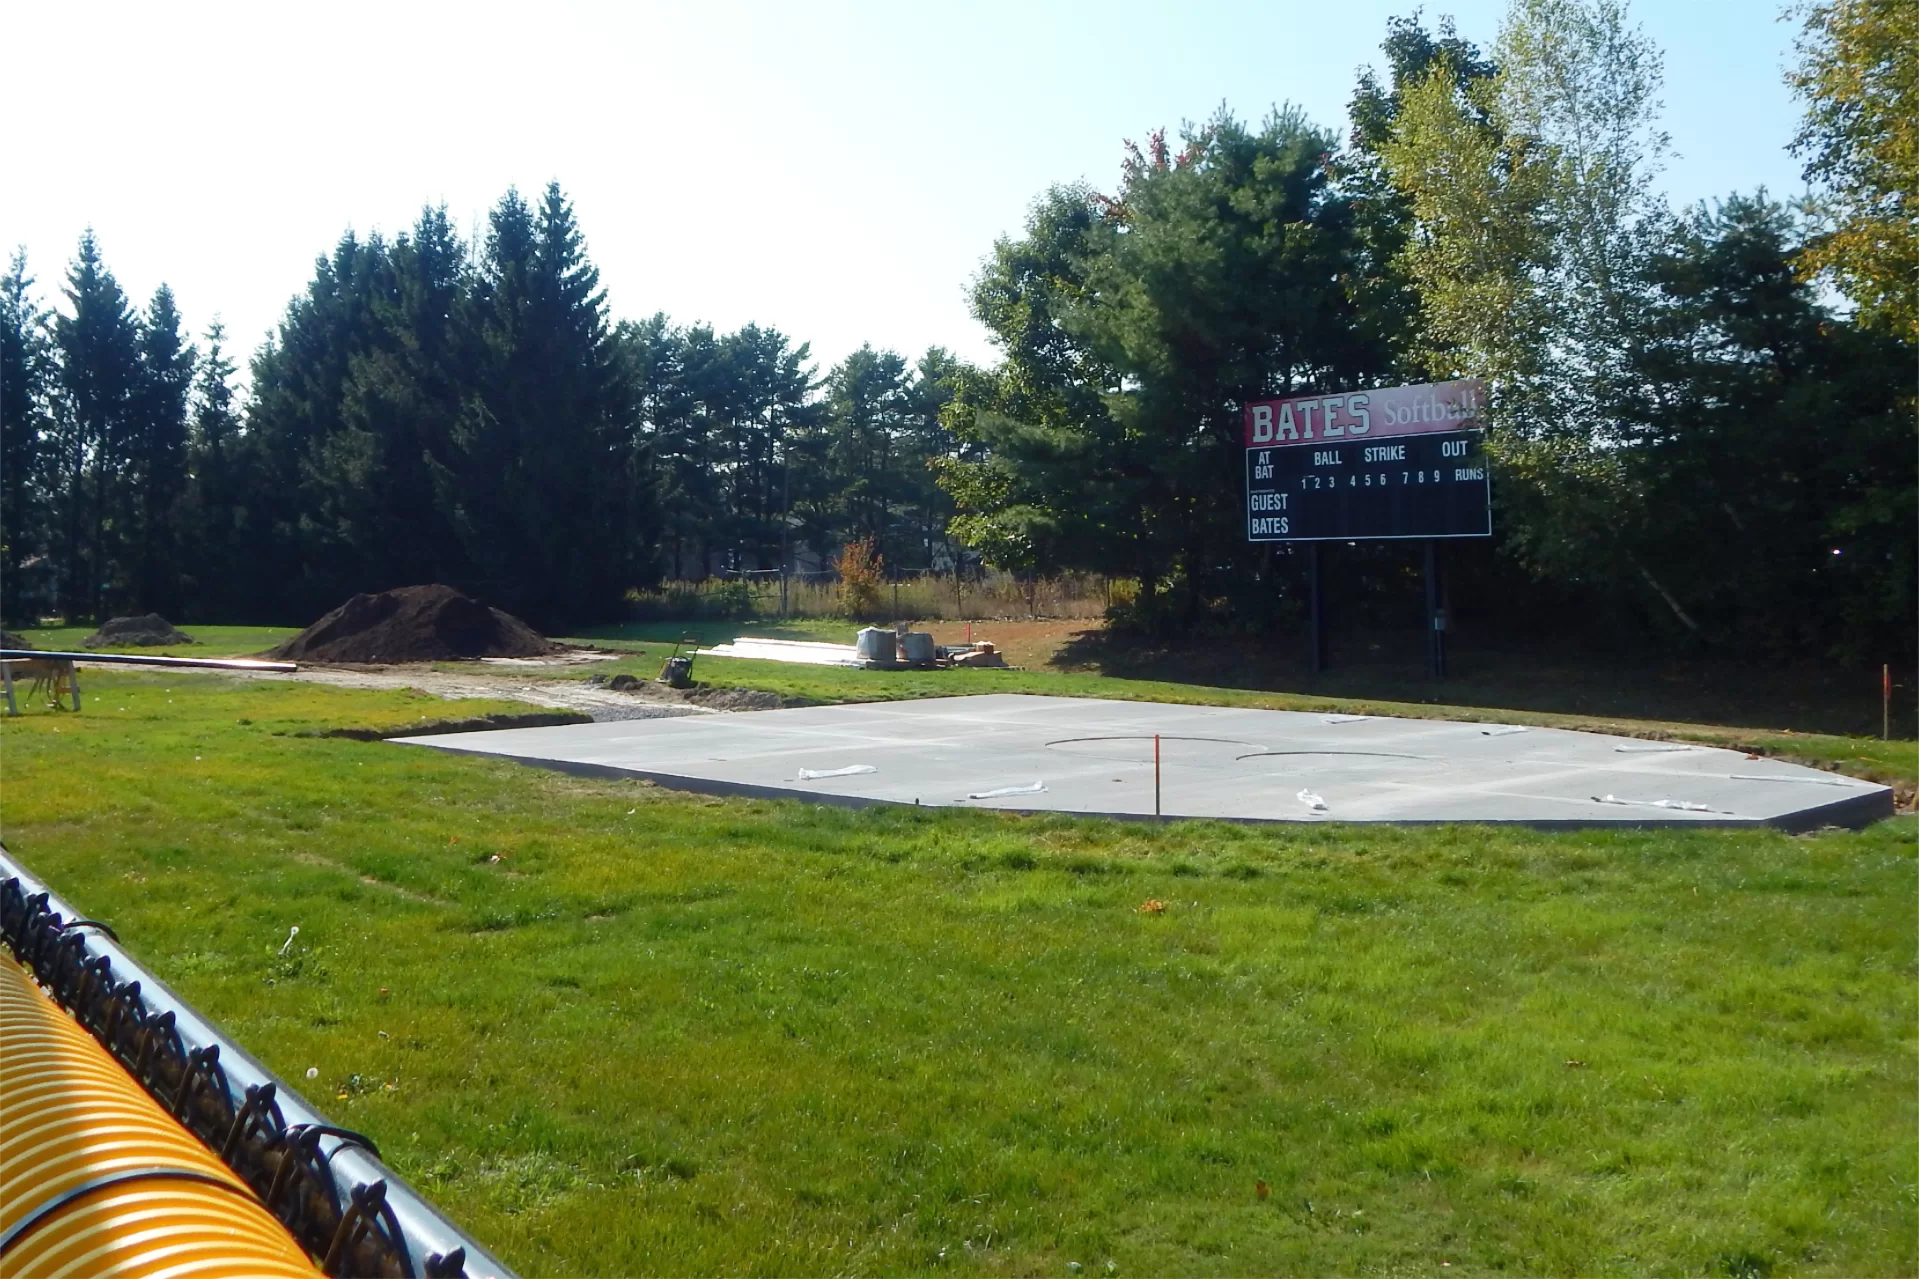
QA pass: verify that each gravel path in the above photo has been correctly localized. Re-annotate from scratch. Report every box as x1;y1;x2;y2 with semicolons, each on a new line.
252;664;713;722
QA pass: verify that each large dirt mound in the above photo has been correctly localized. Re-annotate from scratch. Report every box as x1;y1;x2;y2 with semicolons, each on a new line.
270;585;550;663
1;630;33;650
84;614;195;647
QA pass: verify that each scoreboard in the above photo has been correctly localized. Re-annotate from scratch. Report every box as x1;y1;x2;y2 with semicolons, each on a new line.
1243;380;1492;543
1246;430;1490;542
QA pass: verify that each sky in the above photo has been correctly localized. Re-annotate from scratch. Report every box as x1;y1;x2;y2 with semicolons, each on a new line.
8;0;1809;380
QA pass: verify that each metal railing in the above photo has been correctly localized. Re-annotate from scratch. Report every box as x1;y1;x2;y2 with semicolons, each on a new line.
0;846;515;1279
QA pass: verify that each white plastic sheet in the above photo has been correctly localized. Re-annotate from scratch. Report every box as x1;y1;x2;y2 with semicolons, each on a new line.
796;764;877;780
1593;794;1719;812
966;781;1047;799
1297;788;1328;811
1727;773;1848;786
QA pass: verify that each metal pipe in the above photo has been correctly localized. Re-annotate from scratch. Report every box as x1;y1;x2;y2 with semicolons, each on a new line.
1;650;297;673
0;845;514;1279
0;956;320;1277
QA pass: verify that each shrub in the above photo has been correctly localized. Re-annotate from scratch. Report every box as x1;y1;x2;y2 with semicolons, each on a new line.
836;538;885;620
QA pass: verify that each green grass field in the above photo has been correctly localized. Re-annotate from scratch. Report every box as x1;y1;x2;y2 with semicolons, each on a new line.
1;669;1913;1275
14;622;300;657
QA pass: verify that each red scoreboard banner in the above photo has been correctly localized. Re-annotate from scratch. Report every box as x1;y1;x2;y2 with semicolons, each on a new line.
1243;378;1486;447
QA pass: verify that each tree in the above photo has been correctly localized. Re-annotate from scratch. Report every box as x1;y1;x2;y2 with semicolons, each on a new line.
1344;13;1500;374
433;183;643;627
821;345;912;560
1620;193;1915;660
178;320;252;619
54;230;142;618
313;205;475;595
129;285;196;612
1;250;55;625
1790;0;1919;340
245;228;394;617
943;109;1386;631
1378;0;1678;611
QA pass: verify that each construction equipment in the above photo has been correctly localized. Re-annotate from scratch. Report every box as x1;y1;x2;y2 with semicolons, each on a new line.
657;635;699;688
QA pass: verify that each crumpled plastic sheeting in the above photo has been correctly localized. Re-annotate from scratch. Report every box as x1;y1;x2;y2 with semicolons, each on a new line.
1613;743;1696;754
1480;725;1528;737
1320;714;1369;724
1728;773;1848;786
1593;793;1719;812
966;781;1047;799
797;764;877;780
1297;789;1328;811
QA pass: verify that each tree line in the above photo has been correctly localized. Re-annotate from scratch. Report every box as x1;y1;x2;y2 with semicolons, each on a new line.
2;185;967;631
941;0;1912;663
2;0;1911;661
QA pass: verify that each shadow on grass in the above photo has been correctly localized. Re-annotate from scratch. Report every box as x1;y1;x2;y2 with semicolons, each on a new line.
1056;626;1911;740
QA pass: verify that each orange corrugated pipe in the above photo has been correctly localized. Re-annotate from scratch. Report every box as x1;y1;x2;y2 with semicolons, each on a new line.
0;956;318;1277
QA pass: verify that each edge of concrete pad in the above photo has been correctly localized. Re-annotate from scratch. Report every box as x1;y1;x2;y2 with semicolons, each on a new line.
398;742;1897;832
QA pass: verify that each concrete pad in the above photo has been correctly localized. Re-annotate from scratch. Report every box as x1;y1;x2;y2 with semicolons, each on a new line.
391;694;1892;830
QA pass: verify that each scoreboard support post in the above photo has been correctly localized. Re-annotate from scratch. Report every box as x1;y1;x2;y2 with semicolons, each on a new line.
1424;539;1447;679
1307;543;1325;675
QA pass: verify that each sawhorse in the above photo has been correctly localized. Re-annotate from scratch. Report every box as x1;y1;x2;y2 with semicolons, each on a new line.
1;657;81;715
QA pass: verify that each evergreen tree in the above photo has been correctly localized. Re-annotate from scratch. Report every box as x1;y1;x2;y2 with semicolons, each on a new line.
1620;193;1915;660
821;345;912;560
245;230;394;617
53;230;142;618
435;183;641;627
1;250;55;625
944;109;1386;630
309;206;475;594
129;285;195;612
179;320;249;618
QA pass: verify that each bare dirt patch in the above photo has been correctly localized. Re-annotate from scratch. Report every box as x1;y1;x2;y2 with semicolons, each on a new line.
259;664;707;721
901;618;1104;670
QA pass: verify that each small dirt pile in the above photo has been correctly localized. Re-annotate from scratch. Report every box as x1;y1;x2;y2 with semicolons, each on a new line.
270;585;550;663
1;630;33;650
83;614;195;647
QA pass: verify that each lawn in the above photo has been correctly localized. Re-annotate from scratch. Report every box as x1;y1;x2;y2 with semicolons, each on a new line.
1;670;1913;1276
14;622;299;658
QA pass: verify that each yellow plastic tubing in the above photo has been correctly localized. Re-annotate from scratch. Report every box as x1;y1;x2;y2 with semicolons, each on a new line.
0;957;318;1278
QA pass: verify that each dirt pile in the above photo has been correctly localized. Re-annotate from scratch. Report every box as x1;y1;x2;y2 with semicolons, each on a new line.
83;614;195;647
269;585;551;664
1;630;33;650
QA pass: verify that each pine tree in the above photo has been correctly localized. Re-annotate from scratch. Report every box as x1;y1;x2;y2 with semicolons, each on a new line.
437;184;641;626
245;230;393;617
54;230;142;618
178;320;246;618
1;250;55;626
130;285;195;612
